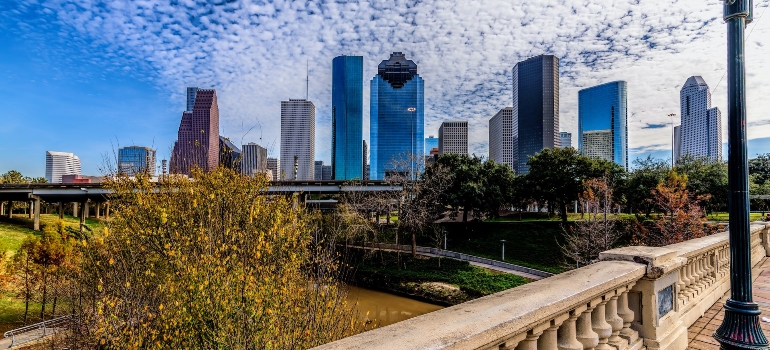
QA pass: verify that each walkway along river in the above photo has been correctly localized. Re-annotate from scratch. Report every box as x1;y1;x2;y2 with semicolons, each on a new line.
346;285;444;327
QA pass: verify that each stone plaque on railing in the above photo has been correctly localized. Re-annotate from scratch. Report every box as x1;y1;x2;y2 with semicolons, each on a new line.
658;284;674;319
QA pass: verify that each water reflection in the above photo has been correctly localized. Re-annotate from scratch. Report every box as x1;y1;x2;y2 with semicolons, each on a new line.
346;285;444;327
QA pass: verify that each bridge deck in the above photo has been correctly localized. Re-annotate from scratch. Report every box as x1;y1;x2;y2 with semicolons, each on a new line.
687;257;770;349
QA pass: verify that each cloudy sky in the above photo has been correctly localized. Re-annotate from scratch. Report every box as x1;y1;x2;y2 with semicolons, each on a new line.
1;0;769;177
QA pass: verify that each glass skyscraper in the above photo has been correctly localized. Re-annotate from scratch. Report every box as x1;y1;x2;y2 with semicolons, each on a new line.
370;52;424;180
332;55;364;180
118;146;157;176
578;81;628;170
425;136;438;154
513;55;559;175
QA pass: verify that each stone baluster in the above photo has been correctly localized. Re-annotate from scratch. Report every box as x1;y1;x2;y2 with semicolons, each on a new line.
538;315;568;350
677;268;688;304
576;304;599;350
557;308;585;350
617;287;639;345
591;297;613;350
499;333;527;350
515;329;544;350
606;292;629;350
694;255;707;290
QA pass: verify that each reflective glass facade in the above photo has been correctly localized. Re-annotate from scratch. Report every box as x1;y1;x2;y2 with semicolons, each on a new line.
370;52;424;180
118;146;156;176
578;81;628;170
425;136;438;154
332;56;364;180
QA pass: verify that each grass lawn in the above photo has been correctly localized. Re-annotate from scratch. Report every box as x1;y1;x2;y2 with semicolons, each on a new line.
438;222;567;274
705;212;764;222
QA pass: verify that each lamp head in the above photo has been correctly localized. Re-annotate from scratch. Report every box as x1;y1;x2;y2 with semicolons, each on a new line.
724;0;753;24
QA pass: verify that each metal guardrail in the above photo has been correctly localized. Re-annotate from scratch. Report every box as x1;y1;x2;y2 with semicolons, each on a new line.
3;314;73;347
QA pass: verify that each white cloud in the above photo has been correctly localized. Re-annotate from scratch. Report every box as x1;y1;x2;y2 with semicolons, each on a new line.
7;0;770;162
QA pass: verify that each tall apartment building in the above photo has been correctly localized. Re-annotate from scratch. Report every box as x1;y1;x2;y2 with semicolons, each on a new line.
489;107;515;171
513;55;559;174
118;146;156;176
218;136;242;171
280;99;315;180
332;55;364;180
438;121;468;155
241;143;268;177
45;151;81;183
370;52;424;179
267;158;280;181
171;87;220;175
559;132;572;149
678;76;722;161
578;81;628;169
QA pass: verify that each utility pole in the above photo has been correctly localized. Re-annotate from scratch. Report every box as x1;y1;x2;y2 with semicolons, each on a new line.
714;0;768;349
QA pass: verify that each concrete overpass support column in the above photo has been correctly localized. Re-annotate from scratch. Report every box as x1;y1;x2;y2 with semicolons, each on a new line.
6;201;12;218
84;201;90;219
31;196;41;231
105;202;110;220
28;201;33;219
95;203;101;219
58;202;63;219
73;202;78;217
79;202;87;232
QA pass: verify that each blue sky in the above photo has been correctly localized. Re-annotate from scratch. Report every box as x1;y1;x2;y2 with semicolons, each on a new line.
1;0;769;177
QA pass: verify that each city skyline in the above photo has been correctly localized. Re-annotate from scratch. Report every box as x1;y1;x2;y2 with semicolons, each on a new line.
2;1;770;177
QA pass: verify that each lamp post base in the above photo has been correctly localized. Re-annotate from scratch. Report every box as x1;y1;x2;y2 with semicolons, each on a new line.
714;299;769;349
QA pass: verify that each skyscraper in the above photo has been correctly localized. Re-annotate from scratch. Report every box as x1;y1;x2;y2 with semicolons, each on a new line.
332;55;364;180
45;151;81;183
219;136;242;171
513;55;559;174
678;76;722;161
559;132;572;149
438;121;468;155
315;160;325;181
425;136;439;154
241;143;268;177
362;140;369;180
267;157;280;181
489;107;515;171
674;125;682;163
578;81;628;169
171;88;220;175
186;87;198;112
280;99;315;180
118;146;157;176
370;52;424;179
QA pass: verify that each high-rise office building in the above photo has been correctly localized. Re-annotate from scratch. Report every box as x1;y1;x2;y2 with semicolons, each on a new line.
171;88;220;175
674;125;682;163
370;52;424;179
332;55;364;180
489;107;515;171
678;76;722;161
559;132;573;149
582;130;614;162
118;146;157;176
280;99;315;180
186;87;198;112
241;143;268;177
362;140;369;180
438;121;468;155
267;158;280;181
578;81;628;169
425;136;439;154
45;151;81;183
314;160;325;181
219;136;242;171
513;55;559;174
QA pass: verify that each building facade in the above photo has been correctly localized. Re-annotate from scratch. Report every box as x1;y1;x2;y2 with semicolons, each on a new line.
241;143;268;177
267;158;280;181
280;99;315;180
45;151;81;183
218;136;242;171
370;52;424;180
559;132;572;149
678;76;722;161
513;55;559;174
438;121;468;155
332;55;364;180
118;146;157;176
581;130;614;162
578;81;628;169
171;88;220;175
674;125;682;163
489;107;515;171
362;140;369;180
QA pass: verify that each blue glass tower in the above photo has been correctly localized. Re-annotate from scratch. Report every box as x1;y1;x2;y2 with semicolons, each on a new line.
332;55;364;180
370;52;424;180
578;81;628;170
118;146;157;176
425;136;438;154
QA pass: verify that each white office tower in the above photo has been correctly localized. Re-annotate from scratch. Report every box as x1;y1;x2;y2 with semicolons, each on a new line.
489;107;516;171
678;76;722;161
559;132;572;148
581;130;613;162
280;99;315;180
439;121;469;155
267;158;280;181
45;151;81;183
674;125;682;164
241;143;268;177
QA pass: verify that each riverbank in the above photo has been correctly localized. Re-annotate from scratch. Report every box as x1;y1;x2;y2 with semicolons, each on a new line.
349;251;528;306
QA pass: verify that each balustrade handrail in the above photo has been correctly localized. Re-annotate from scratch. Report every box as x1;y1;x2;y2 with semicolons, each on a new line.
3;314;73;347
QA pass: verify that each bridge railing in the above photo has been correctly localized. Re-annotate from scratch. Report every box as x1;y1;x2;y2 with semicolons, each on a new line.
3;314;73;347
316;223;770;350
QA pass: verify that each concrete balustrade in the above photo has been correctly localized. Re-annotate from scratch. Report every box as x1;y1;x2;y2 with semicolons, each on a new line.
316;223;770;350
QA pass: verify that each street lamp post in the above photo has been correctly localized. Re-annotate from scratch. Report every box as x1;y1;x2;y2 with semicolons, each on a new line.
714;0;768;349
500;240;506;261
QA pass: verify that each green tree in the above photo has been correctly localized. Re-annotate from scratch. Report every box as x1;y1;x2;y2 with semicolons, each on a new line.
0;170;47;184
623;156;670;216
525;148;595;223
479;159;516;218
432;154;485;222
750;153;770;186
675;154;728;214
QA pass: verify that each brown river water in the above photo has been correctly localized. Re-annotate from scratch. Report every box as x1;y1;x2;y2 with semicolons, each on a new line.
346;285;445;327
